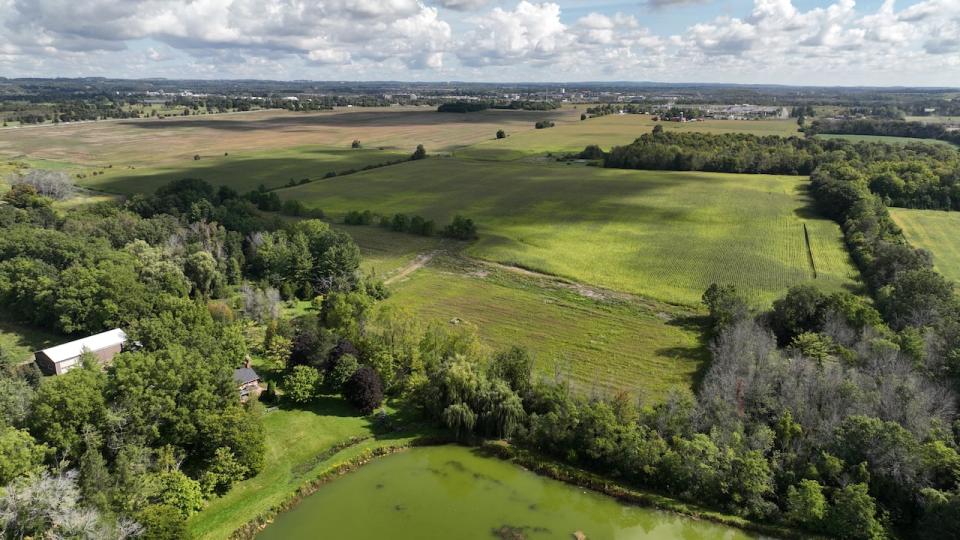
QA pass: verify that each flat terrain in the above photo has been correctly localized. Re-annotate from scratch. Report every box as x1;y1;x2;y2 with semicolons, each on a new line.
905;115;960;125
458;114;800;161
891;208;960;284
79;146;408;194
816;133;956;147
279;159;859;306
0;106;566;169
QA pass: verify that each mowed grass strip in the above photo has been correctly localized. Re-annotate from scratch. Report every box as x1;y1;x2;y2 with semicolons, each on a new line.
891;208;960;284
381;254;707;400
457;114;801;161
278;158;859;306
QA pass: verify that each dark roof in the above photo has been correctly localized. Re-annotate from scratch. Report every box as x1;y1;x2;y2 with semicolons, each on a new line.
233;367;260;385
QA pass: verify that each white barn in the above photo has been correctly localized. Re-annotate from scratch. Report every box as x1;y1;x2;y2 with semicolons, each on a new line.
34;328;128;375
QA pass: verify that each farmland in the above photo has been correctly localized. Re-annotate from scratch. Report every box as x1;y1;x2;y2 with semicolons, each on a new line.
78;146;408;194
891;208;960;284
458;113;800;161
279;159;859;306
0;106;565;172
379;253;706;398
815;133;956;147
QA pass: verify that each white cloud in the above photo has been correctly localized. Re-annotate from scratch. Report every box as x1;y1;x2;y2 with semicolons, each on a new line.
0;0;957;85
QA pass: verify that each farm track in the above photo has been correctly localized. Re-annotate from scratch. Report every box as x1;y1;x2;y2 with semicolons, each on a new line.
385;248;680;315
384;251;438;285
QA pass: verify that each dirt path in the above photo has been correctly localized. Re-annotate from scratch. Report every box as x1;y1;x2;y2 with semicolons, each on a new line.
384;251;438;285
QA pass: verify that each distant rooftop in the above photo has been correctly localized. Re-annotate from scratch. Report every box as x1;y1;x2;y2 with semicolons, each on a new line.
39;329;127;363
233;367;260;385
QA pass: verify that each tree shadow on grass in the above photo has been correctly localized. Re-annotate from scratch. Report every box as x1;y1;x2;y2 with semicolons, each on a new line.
660;313;712;394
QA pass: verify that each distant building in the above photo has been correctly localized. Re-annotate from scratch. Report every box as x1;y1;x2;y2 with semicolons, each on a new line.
35;329;127;375
233;359;262;403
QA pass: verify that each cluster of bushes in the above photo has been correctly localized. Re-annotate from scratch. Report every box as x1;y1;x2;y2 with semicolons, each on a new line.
343;210;436;237
534;120;555;129
343;210;476;240
809;118;960;146
438;101;489;113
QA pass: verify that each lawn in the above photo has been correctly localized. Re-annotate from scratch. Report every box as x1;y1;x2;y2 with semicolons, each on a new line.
816;133;956;147
78;146;408;194
458;114;801;161
0;319;63;364
187;394;428;540
279;158;859;306
380;253;707;399
890;208;960;284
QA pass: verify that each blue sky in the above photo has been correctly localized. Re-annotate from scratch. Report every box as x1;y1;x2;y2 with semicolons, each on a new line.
0;0;957;86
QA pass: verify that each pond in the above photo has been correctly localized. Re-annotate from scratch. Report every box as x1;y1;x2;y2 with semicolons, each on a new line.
257;445;764;540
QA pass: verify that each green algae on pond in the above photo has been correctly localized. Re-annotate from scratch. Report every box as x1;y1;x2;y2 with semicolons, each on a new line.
256;445;763;540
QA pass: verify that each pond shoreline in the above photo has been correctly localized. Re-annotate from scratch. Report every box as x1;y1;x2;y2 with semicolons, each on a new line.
233;438;801;540
478;441;805;540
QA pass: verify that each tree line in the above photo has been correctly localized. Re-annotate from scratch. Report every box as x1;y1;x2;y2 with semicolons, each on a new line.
808;118;960;147
600;129;960;209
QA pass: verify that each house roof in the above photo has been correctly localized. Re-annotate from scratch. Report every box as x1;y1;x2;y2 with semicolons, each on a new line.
233;367;260;385
38;329;127;363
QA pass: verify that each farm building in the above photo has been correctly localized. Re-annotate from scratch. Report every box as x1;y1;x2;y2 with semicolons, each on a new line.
233;360;262;402
35;328;127;375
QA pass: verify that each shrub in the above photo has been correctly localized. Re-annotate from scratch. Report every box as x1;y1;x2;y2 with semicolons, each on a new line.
535;120;555;129
343;365;384;414
283;365;322;403
496;129;506;139
411;144;427;160
351;139;362;149
443;215;478;240
328;353;360;391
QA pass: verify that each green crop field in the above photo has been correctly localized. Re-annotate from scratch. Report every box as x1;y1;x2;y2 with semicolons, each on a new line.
380;253;706;399
458;114;801;161
278;158;859;306
891;208;960;284
78;146;408;194
816;133;956;147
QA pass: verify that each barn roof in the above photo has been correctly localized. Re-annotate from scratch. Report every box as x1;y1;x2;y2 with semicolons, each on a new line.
38;328;127;363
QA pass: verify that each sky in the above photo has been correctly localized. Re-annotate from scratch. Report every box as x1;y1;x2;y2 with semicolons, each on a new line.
0;0;958;86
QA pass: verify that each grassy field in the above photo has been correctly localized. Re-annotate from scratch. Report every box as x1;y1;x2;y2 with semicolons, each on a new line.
0;319;62;364
0;107;566;168
891;208;960;284
458;114;800;161
816;133;957;147
78;146;408;194
905;115;960;125
380;253;706;398
280;159;859;306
